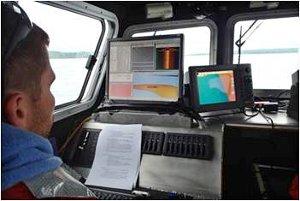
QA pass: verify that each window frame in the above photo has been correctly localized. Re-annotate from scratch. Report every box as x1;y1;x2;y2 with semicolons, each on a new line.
38;2;119;122
225;9;299;97
123;19;218;66
52;19;105;110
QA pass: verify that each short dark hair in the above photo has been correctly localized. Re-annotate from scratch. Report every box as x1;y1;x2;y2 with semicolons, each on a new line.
4;24;50;101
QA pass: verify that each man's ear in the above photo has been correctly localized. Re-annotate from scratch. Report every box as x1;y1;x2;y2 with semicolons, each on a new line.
4;92;30;129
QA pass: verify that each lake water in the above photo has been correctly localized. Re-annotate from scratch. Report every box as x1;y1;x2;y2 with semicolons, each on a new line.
50;58;88;106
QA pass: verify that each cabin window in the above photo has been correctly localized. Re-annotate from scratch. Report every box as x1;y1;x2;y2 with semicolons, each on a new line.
233;17;299;90
131;26;213;75
132;26;211;75
19;1;103;106
124;20;217;84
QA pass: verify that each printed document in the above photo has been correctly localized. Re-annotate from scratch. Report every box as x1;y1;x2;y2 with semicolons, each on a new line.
85;124;142;190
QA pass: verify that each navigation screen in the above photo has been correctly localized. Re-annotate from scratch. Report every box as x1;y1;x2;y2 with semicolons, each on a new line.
196;70;236;105
108;36;182;102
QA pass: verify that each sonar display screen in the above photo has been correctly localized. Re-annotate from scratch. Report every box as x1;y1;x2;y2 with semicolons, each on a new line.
108;36;182;103
196;70;236;105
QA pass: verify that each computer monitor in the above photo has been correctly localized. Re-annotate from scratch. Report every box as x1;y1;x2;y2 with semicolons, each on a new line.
189;64;254;112
106;34;184;104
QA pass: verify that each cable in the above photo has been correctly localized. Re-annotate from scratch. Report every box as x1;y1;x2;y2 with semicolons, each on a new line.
276;90;290;109
242;107;259;120
58;116;91;154
258;110;274;129
249;108;274;128
242;106;275;129
276;90;290;99
254;90;290;103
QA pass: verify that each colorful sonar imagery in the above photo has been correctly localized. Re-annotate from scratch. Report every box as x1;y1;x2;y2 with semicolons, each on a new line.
132;73;179;101
197;70;236;105
156;47;179;70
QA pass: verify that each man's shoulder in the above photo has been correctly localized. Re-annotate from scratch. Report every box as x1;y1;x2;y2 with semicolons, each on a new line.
22;166;96;199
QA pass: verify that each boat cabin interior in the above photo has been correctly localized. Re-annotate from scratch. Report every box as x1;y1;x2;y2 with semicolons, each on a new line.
4;1;300;199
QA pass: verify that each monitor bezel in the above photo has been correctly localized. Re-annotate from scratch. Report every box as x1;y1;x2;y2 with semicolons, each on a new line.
189;64;244;113
106;34;184;105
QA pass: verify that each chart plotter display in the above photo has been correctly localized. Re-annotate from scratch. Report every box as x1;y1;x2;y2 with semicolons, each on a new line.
196;70;237;105
107;35;183;104
189;64;254;112
189;64;254;113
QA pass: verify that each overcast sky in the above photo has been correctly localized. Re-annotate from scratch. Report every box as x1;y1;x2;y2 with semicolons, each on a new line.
234;17;299;50
19;1;299;52
19;1;102;52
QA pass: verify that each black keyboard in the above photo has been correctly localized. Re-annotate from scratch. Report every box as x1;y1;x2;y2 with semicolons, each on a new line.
71;129;214;168
71;129;100;168
163;132;214;160
142;131;214;160
141;131;164;155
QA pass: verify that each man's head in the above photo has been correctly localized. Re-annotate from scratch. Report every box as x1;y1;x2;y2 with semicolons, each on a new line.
2;2;56;137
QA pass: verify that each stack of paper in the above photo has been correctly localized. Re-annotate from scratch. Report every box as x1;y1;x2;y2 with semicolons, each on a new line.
85;124;142;190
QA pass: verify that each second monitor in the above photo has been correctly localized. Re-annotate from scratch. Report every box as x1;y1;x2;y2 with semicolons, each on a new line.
189;64;254;113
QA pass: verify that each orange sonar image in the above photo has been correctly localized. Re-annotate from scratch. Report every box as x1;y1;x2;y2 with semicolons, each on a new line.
133;84;178;98
162;48;175;70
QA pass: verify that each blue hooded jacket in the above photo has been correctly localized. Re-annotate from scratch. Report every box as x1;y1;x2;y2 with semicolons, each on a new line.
1;123;62;191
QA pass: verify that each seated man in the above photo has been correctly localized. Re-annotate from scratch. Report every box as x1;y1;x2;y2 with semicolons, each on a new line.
1;2;96;199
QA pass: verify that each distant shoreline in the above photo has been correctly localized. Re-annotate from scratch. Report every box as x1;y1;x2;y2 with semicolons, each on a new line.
187;48;299;56
49;48;298;59
49;51;91;59
237;48;298;54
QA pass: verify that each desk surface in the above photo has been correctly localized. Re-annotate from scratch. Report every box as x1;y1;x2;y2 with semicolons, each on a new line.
75;110;297;199
82;121;223;199
203;111;298;130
